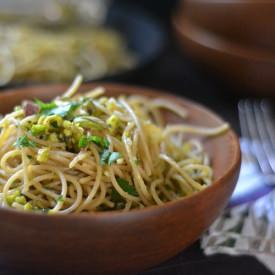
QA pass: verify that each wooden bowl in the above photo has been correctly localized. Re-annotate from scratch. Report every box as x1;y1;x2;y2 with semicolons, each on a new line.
173;15;275;95
0;83;241;274
180;0;275;51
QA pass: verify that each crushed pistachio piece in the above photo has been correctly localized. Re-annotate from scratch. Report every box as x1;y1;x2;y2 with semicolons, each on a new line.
107;114;121;134
6;190;21;205
48;133;59;142
63;120;72;128
24;202;33;211
31;124;47;136
64;129;72;137
37;148;50;163
15;195;27;205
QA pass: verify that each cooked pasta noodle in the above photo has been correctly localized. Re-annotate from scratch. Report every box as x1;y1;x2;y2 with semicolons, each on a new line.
0;76;229;214
0;24;136;85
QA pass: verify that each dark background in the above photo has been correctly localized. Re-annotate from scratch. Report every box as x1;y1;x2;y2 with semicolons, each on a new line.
113;0;240;134
113;0;270;274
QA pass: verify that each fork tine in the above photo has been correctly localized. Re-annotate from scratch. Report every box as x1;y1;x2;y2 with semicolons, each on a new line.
238;100;260;157
238;99;273;174
238;100;249;139
260;100;275;149
247;99;274;174
254;101;275;173
238;101;261;176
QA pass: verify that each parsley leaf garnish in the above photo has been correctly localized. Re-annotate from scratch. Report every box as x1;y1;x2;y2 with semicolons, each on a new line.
90;136;110;149
99;150;121;165
35;99;80;119
116;177;138;196
102;137;110;149
111;188;124;203
78;135;110;149
35;99;57;115
48;102;80;119
15;136;36;148
78;136;89;148
100;149;111;165
110;178;137;208
110;178;139;202
108;152;121;165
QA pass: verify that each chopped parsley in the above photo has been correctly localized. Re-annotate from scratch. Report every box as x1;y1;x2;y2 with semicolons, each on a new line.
15;136;36;148
78;137;89;148
48;102;80;119
100;150;121;165
35;99;80;119
35;99;57;115
94;136;110;149
116;177;138;196
100;149;112;165
111;178;138;204
108;152;121;165
78;135;110;149
111;188;124;203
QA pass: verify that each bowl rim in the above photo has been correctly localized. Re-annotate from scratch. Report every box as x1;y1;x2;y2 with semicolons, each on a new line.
0;83;241;221
172;14;275;62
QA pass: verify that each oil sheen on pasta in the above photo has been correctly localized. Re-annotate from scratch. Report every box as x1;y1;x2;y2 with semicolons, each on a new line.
0;76;229;214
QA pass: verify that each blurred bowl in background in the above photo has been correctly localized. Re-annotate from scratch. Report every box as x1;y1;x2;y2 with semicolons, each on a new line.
0;3;165;88
181;0;275;51
173;16;275;95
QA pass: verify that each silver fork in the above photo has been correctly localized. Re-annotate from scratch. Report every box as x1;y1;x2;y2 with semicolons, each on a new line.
238;99;275;186
201;100;275;259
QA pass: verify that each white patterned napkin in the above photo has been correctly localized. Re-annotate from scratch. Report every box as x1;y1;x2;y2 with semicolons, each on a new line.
201;190;275;273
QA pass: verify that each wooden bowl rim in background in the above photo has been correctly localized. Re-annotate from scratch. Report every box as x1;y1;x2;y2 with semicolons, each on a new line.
0;82;241;220
172;13;275;94
178;0;275;52
173;15;275;63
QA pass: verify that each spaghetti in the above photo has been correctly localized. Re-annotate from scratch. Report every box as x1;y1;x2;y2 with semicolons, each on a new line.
0;76;229;214
0;24;136;85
